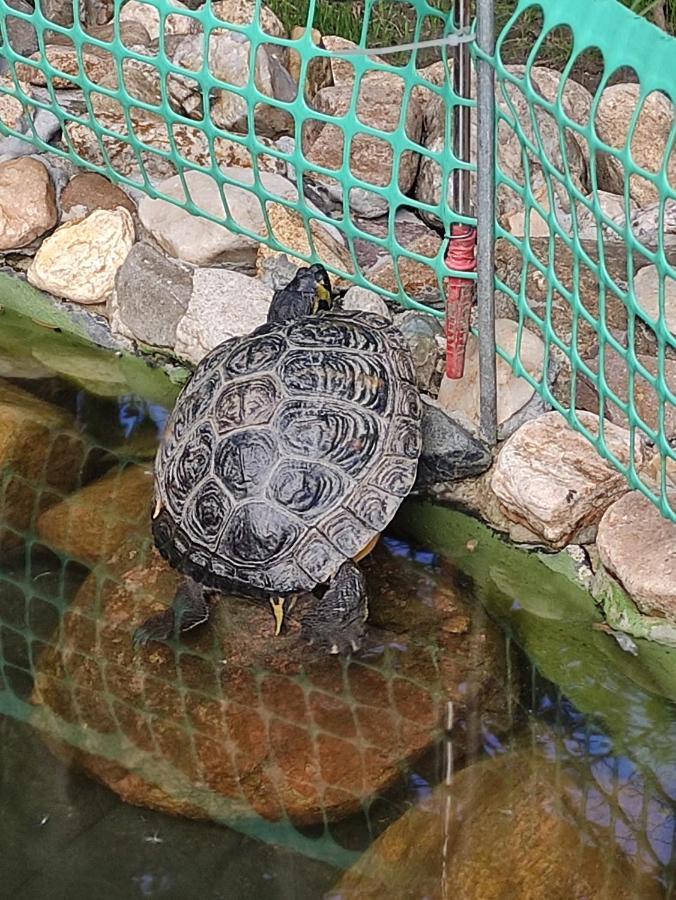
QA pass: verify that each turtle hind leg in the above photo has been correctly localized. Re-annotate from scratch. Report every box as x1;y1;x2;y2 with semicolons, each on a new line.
133;578;210;648
301;561;369;655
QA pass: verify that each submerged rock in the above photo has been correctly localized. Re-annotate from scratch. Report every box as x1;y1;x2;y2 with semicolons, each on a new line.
0;380;84;553
174;268;273;365
597;491;676;622
330;747;663;900
491;411;648;548
0;157;57;250
27;207;135;304
31;542;512;826
36;464;154;566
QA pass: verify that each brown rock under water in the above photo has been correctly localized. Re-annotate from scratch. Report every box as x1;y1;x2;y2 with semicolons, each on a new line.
329;748;663;900
36;463;154;566
31;542;513;826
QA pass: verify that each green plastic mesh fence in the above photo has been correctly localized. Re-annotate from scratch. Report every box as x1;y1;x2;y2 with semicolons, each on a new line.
492;0;676;522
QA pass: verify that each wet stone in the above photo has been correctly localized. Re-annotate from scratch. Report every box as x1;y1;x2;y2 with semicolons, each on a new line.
31;542;513;826
597;490;676;622
491;411;648;548
36;464;154;566
330;746;663;900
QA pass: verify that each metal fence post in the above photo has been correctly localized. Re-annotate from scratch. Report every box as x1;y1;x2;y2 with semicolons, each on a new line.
475;0;498;446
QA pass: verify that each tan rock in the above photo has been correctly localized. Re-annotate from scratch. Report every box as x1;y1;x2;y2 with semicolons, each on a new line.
256;202;353;280
60;173;136;221
595;83;676;208
0;380;84;553
288;26;333;101
438;319;545;430
332;748;663;900
491;411;648;547
633;264;676;337
367;230;442;303
27;207;135;304
597;491;676;620
120;0;198;42
211;0;286;39
305;75;423;218
322;35;384;86
31;542;512;825
0;75;32;130
36;464;153;565
0;157;57;250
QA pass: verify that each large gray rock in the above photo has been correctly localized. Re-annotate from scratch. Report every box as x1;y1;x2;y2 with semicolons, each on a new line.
416;398;492;487
174;268;273;364
597;490;676;621
138;168;298;267
112;242;193;348
491;411;648;548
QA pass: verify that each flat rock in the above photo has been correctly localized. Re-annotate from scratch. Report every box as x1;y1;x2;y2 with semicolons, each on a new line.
416;399;492;487
174;268;273;365
491;411;648;548
27;207;135;304
0;157;57;250
597;491;676;621
304;74;423;218
340;285;391;320
255;201;352;281
60;172;136;222
31;541;512;826
438;319;545;431
331;748;663;900
36;464;154;566
633;264;676;337
595;83;676;208
0;380;84;554
112;241;193;348
138;168;297;267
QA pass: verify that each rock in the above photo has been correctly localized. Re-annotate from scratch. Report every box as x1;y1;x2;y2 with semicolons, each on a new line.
31;540;512;825
633;264;676;337
256;201;352;280
580;345;676;439
120;0;197;41
168;30;295;136
16;39;128;89
30;342;131;397
4;0;38;58
416;398;492;487
321;35;384;86
340;285;391;320
60;173;136;221
394;309;444;393
574;190;630;241
595;83;676;208
256;251;300;291
438;319;545;431
40;0;75;25
491;411;648;548
211;0;286;40
0;157;57;250
174;268;273;364
37;464;154;566
416;65;591;227
367;230;442;305
0;380;84;553
27;207;135;304
83;0;115;27
112;242;193;348
0;75;32;131
597;491;676;621
354;209;437;272
627;199;676;259
331;748;663;900
304;75;423;218
138;168;297;268
288;26;332;101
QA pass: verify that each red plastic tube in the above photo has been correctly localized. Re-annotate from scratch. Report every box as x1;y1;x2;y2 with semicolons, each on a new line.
445;223;477;379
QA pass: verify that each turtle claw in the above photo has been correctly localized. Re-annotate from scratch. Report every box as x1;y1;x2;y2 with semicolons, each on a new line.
133;610;175;649
304;621;367;657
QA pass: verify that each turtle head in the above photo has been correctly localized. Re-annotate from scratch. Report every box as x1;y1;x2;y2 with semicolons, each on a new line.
267;264;335;323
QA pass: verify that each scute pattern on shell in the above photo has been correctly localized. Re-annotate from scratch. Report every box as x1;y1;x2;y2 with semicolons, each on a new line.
153;310;423;595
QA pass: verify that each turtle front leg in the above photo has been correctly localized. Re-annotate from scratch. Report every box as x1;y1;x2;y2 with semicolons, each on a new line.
301;561;369;655
133;577;211;648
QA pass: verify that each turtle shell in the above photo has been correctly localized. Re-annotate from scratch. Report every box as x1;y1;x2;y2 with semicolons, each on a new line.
153;310;423;596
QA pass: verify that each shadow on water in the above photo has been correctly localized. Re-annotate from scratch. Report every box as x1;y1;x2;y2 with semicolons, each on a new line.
0;310;674;898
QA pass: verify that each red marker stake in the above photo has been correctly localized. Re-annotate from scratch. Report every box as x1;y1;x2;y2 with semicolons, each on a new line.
445;222;476;379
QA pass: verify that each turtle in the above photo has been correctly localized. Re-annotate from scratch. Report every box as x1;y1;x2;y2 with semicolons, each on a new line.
133;264;436;653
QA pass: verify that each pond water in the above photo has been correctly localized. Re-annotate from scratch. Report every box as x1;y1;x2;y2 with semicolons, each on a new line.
0;309;674;899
